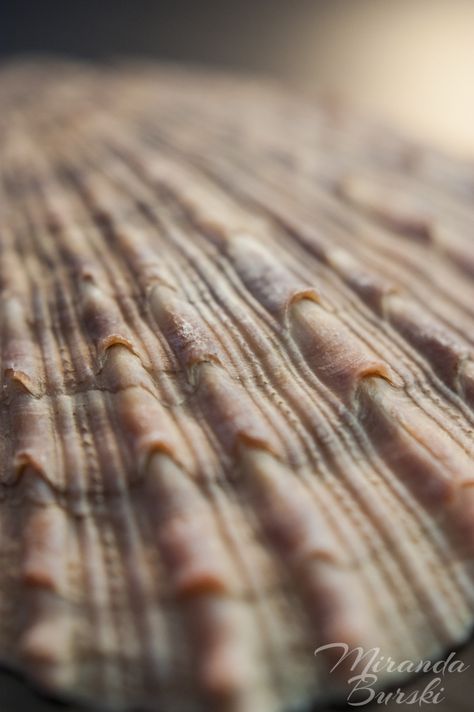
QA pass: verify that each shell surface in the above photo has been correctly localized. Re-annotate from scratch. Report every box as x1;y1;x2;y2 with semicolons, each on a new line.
0;61;474;712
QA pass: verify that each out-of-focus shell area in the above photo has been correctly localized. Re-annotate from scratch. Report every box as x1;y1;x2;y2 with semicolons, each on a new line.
0;61;473;712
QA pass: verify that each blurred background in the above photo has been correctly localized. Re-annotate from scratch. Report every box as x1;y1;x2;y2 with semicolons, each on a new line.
1;0;474;156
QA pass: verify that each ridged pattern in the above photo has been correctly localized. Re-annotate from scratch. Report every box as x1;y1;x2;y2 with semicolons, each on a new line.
0;61;474;712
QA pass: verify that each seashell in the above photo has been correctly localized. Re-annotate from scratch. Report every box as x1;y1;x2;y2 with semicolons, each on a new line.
0;61;473;712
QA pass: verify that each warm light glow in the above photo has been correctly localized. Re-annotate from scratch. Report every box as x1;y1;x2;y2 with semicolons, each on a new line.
292;0;474;156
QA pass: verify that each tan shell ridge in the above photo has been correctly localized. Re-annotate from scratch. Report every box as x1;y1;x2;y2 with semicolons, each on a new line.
0;60;473;712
